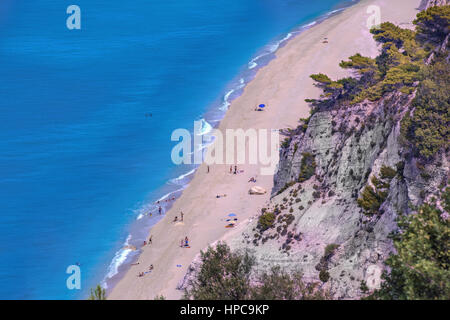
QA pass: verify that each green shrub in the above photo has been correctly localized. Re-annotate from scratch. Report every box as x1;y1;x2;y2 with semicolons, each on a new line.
284;214;295;226
324;244;339;259
357;168;397;216
414;5;450;45
357;184;385;215
360;281;369;294
380;165;397;180
183;242;255;300
402;59;450;160
310;73;332;84
258;212;276;231
298;153;316;182
277;181;296;195
88;285;106;300
319;270;330;283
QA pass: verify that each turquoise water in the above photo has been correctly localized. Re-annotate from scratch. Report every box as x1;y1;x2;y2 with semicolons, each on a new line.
0;0;354;299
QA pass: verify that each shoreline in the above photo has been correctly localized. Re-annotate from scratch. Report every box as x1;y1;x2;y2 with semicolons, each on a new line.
100;0;358;294
108;0;422;300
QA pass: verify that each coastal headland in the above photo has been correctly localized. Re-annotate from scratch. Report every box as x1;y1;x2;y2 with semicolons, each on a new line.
108;0;422;300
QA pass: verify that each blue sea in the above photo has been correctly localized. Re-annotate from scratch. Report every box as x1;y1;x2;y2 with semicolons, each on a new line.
0;0;355;299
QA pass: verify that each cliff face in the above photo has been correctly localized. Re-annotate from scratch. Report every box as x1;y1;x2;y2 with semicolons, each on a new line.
229;86;448;298
422;0;449;9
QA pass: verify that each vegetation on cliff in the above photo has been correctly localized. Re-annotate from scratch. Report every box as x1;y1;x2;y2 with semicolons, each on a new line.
304;5;450;299
298;152;317;182
357;166;397;216
308;6;449;164
400;58;449;160
414;5;450;45
369;188;450;300
184;242;329;300
257;211;276;231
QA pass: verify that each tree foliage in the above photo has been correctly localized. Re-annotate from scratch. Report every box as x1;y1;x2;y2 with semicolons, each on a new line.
370;188;450;300
184;242;255;300
184;242;329;300
306;7;450;106
298;152;316;182
88;285;106;300
371;22;416;49
357;166;396;216
400;58;450;160
414;5;450;45
251;266;329;300
307;6;449;161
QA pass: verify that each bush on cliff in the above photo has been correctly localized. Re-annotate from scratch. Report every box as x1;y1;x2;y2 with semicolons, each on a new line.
357;166;396;216
298;152;316;183
319;270;330;283
258;211;276;232
400;58;450;160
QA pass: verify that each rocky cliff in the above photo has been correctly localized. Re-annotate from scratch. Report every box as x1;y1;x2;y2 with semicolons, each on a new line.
229;89;447;299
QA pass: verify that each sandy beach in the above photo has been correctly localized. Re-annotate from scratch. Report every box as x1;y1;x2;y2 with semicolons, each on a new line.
108;0;422;300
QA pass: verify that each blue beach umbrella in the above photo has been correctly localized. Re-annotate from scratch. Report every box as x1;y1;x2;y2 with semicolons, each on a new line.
259;104;265;108
228;213;237;217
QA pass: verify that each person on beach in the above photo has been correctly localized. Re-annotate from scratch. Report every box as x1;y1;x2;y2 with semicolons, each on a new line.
180;211;184;221
143;240;147;246
216;194;227;198
149;264;154;271
248;177;256;183
184;236;189;247
173;216;178;223
159;206;162;215
148;236;152;244
207;165;210;173
180;239;184;247
229;165;232;174
234;165;237;174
